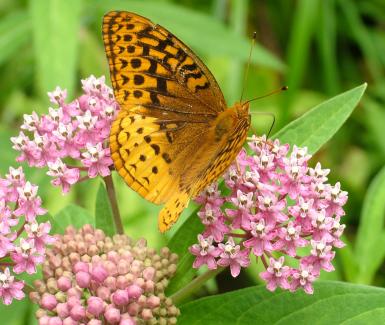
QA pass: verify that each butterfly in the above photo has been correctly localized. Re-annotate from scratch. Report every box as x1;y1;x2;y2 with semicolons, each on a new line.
103;11;251;232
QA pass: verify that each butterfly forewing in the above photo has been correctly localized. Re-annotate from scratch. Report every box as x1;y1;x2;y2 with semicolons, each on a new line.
103;11;250;232
103;11;226;119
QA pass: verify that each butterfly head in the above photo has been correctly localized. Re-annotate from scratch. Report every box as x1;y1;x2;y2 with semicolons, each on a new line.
233;101;251;121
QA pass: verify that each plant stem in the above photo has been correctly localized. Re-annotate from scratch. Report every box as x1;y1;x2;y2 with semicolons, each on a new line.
170;267;224;305
103;174;124;234
23;283;34;295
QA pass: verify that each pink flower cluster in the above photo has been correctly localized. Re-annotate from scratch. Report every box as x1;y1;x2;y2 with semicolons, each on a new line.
190;136;347;294
0;166;54;304
11;76;118;193
31;225;179;324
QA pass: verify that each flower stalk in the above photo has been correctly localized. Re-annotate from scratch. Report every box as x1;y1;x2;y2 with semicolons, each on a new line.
103;174;124;234
170;267;224;305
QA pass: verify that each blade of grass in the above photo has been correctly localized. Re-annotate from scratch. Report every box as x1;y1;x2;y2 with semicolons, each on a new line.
338;0;384;82
228;0;248;104
0;11;30;66
317;0;340;95
29;0;82;101
279;0;320;127
354;166;385;284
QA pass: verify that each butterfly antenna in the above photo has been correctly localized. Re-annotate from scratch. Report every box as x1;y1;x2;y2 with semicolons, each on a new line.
247;86;287;138
246;86;288;104
240;32;257;103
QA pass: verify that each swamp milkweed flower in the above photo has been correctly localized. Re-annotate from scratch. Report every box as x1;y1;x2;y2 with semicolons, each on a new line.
0;166;53;305
191;136;347;294
11;75;118;193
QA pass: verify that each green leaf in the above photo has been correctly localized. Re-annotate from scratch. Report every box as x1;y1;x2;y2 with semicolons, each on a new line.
364;98;385;157
29;0;82;100
90;0;285;71
52;204;94;234
179;281;385;324
95;181;116;237
281;0;320;122
166;208;204;296
0;11;30;66
274;83;367;154
317;0;340;95
354;165;385;284
339;0;384;83
0;299;29;325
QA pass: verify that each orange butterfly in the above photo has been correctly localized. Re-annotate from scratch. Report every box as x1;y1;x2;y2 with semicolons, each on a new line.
103;11;250;232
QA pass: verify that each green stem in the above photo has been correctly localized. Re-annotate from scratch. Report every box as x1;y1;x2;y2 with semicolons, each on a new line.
23;283;34;295
103;174;124;234
170;267;224;305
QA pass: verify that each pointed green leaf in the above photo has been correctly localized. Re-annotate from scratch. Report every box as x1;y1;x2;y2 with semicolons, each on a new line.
274;83;367;154
355;165;385;284
179;281;385;324
52;204;94;234
95;182;116;236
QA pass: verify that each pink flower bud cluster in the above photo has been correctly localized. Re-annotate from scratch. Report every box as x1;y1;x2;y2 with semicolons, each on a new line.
11;75;118;193
0;166;53;305
31;225;179;324
190;136;348;294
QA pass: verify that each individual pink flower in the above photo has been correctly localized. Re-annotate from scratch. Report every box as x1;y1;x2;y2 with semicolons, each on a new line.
24;221;55;253
256;192;287;226
0;200;17;234
243;219;276;256
308;162;330;183
0;235;15;258
198;205;229;242
0;268;24;305
14;181;46;222
329;217;346;248
81;143;112;178
217;238;250;277
48;86;67;105
323;182;348;217
273;221;307;256
290;264;317;294
260;257;290;291
190;235;221;269
5;167;25;202
11;239;44;274
302;240;336;273
194;183;224;207
47;159;80;193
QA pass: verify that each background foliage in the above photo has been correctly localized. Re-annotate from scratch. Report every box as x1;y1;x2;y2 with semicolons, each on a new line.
0;0;384;323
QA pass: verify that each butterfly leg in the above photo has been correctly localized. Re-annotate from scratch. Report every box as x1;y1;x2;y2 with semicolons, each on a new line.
158;192;190;232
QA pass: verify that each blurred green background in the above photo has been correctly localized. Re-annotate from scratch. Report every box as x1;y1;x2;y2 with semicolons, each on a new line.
0;0;385;323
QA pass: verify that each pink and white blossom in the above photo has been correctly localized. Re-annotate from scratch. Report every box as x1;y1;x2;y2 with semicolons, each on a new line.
12;75;119;193
190;137;347;294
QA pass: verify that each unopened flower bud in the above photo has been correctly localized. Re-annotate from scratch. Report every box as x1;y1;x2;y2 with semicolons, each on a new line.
104;306;121;323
